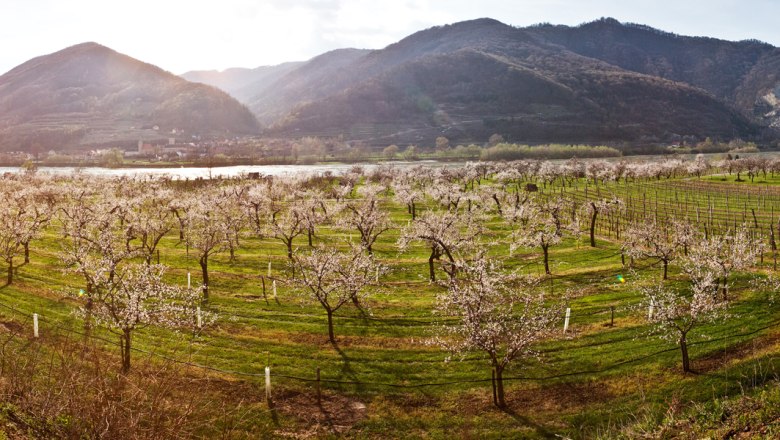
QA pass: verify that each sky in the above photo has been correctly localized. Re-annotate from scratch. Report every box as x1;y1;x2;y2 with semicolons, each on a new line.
1;0;779;75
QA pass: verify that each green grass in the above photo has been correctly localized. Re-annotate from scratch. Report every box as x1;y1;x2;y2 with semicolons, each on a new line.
1;174;780;438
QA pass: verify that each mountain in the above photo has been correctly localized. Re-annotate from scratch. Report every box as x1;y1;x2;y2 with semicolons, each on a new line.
0;42;260;151
234;18;772;146
525;18;780;129
242;49;372;125
181;61;304;102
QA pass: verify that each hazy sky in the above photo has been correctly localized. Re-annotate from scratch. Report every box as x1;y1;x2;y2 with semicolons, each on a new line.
1;0;778;75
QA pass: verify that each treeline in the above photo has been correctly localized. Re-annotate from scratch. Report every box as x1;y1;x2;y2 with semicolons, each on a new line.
480;143;622;160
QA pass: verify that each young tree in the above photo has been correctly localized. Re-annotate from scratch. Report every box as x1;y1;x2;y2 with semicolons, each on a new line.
0;182;53;284
434;255;562;407
18;181;59;264
391;167;429;219
428;182;465;211
687;226;761;300
181;193;232;303
244;181;308;266
59;188;140;332
337;184;392;255
641;271;725;373
508;196;577;275
75;263;209;373
581;198;623;247
623;220;685;280
124;186;175;264
0;190;32;285
213;184;248;262
398;208;482;282
298;189;331;247
292;246;377;344
0;182;58;284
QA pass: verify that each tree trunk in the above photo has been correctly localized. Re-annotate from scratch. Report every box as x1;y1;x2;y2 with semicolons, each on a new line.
411;202;416;220
200;255;209;304
680;333;690;373
543;244;550;275
495;366;506;408
285;239;296;278
663;259;668;280
24;241;30;264
308;229;313;247
286;240;293;261
492;194;503;215
428;247;437;282
121;329;132;373
6;258;12;285
326;309;336;344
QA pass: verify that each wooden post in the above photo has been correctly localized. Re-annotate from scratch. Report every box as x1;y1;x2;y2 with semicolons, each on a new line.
196;306;202;329
268;261;272;277
563;308;571;333
272;280;277;299
33;313;39;338
187;272;191;289
265;366;272;405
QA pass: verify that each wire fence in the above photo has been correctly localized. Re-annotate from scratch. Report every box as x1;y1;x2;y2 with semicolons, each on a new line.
2;288;779;391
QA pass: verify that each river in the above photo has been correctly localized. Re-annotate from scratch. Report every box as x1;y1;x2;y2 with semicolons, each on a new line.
0;161;463;179
2;152;778;179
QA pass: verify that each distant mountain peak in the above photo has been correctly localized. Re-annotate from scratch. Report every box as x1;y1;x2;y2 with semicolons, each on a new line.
54;41;118;57
587;17;623;26
67;41;108;49
446;17;508;28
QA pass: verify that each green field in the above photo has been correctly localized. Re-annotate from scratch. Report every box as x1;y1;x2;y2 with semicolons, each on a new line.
1;164;780;439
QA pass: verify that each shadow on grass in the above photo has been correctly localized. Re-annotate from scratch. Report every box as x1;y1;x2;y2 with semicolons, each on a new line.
332;343;365;392
501;406;559;439
267;398;280;426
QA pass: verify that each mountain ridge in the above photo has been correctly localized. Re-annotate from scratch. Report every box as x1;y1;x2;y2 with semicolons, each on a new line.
249;18;769;145
0;42;260;151
2;18;779;152
187;17;775;146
